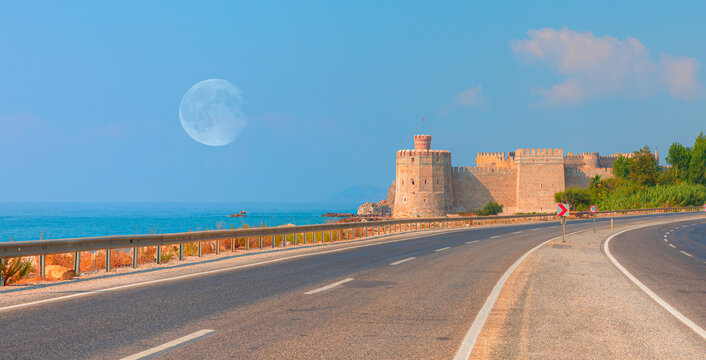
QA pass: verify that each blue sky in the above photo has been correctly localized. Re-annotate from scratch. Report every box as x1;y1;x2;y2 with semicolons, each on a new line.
1;1;704;202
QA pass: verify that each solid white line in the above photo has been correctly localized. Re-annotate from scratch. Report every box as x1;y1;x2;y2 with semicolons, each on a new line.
680;251;693;257
466;241;478;244
120;329;214;360
0;230;459;312
604;226;706;340
452;230;585;360
304;278;354;295
490;235;500;239
390;257;416;266
669;244;676;248
435;247;451;252
512;231;523;234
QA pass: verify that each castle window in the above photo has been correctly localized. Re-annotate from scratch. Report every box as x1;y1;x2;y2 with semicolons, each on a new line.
411;157;414;162
403;197;407;203
411;179;415;185
424;178;427;184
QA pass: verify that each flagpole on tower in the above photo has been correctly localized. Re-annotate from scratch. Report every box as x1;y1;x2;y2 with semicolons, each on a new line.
421;117;424;134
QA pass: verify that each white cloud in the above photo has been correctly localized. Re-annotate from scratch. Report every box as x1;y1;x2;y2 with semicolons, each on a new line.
457;85;485;106
511;27;703;104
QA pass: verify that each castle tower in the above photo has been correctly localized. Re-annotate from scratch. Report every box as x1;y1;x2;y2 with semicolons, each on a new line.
393;135;453;217
515;148;565;213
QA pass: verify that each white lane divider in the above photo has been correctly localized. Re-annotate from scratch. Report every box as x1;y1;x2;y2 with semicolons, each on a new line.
466;241;478;244
120;329;215;360
669;244;676;248
511;231;523;234
680;251;693;257
490;235;500;239
390;257;416;266
435;247;451;252
604;226;706;340
304;278;354;295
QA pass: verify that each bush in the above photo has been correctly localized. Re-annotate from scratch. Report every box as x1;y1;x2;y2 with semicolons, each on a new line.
597;183;706;210
1;257;34;285
554;187;592;211
476;201;503;216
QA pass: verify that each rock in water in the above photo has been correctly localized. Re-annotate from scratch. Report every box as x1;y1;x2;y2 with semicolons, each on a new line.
45;265;75;281
357;200;392;216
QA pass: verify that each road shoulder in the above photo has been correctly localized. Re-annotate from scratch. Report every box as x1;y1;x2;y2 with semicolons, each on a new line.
470;218;705;359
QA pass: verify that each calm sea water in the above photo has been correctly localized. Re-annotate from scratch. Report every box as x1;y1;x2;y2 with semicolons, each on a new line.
0;202;357;242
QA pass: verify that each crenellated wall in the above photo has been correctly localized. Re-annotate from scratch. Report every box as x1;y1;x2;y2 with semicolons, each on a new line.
390;136;624;217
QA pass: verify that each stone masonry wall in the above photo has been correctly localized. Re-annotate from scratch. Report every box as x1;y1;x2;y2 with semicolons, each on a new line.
452;167;517;213
515;148;565;213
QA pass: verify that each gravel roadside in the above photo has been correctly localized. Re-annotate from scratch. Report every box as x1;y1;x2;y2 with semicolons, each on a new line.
470;217;706;359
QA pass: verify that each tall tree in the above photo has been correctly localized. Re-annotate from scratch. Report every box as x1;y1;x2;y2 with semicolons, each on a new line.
666;142;691;180
612;156;631;179
687;132;706;185
628;146;659;186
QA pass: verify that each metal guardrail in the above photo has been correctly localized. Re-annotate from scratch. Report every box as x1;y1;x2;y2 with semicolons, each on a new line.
0;206;701;283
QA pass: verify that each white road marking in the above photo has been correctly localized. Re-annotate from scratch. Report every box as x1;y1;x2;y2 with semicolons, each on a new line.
304;278;354;295
669;244;676;248
604;225;706;340
120;329;214;360
490;235;500;239
512;231;523;234
435;247;451;252
680;251;693;257
664;239;668;242
466;241;478;244
452;228;590;360
390;257;416;266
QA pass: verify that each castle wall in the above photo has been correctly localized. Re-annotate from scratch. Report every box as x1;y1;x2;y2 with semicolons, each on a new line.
452;167;517;213
565;168;613;188
515;148;565;213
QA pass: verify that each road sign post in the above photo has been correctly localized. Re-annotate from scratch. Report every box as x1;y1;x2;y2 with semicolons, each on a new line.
589;205;598;233
557;204;569;242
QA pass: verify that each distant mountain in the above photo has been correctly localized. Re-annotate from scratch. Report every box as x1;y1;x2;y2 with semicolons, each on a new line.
328;184;387;204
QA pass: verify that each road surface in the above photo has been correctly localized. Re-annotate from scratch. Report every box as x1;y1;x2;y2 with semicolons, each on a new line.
0;212;699;359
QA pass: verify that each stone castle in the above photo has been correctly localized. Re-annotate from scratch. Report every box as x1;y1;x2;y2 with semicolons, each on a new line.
387;135;657;217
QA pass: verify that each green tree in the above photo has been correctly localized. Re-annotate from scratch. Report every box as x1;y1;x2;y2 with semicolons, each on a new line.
687;132;706;185
612;156;631;179
666;142;691;181
627;146;659;186
554;187;592;211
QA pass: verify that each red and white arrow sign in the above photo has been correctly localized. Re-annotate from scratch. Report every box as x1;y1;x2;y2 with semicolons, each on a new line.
557;203;569;217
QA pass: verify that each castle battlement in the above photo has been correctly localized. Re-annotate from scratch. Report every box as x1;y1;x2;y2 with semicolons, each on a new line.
453;166;515;175
515;148;563;156
396;149;452;157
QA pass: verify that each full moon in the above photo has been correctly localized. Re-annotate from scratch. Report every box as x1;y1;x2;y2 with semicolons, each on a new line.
179;79;246;146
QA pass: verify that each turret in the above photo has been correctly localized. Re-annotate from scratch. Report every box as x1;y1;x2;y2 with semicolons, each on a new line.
393;135;453;217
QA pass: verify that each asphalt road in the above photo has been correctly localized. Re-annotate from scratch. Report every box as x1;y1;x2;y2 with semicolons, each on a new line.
0;212;699;360
609;216;706;331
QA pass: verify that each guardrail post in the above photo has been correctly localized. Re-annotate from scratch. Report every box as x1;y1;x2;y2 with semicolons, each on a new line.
329;230;333;242
179;243;184;260
74;252;80;274
0;261;3;285
272;235;276;248
231;238;235;252
133;247;138;268
198;242;202;257
105;249;111;272
301;233;305;245
157;245;162;264
216;240;220;254
259;235;263;248
39;255;46;278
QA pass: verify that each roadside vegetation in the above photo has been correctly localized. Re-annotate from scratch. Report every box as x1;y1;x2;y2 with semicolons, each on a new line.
555;132;706;211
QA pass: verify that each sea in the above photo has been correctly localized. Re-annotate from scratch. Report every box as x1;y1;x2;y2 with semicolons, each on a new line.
0;202;358;242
